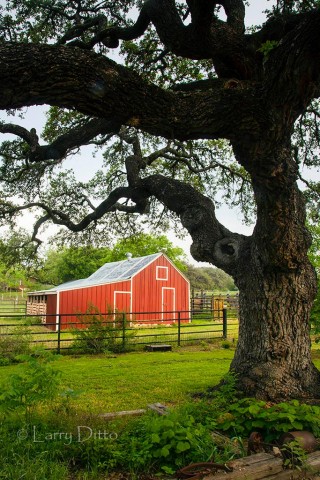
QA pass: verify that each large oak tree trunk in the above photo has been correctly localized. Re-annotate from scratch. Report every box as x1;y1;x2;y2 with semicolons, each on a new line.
229;140;320;400
232;263;320;400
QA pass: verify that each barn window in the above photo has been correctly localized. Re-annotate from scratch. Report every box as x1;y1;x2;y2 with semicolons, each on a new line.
156;266;168;281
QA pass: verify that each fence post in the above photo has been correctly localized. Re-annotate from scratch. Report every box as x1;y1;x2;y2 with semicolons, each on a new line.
177;311;181;347
222;307;227;339
57;315;61;354
122;313;126;351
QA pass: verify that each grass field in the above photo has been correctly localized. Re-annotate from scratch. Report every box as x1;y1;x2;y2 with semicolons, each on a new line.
0;347;235;413
0;346;320;479
0;347;319;414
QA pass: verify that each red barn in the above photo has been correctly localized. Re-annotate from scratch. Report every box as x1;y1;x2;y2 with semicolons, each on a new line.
27;252;190;330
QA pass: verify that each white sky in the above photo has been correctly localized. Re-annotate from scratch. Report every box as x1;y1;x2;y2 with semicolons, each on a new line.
0;0;289;264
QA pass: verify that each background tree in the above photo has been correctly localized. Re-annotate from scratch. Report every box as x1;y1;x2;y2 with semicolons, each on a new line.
0;230;38;291
39;246;111;285
107;233;187;271
308;222;320;337
0;1;320;399
40;233;187;285
185;264;235;291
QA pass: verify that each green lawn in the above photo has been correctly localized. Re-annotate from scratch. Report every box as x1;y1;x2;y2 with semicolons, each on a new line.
0;347;319;415
0;348;234;413
0;347;320;480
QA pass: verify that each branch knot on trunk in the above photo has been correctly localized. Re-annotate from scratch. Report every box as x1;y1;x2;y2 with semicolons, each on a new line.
214;237;240;264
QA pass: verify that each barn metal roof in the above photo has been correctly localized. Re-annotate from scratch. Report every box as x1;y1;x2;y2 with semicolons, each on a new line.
50;252;162;292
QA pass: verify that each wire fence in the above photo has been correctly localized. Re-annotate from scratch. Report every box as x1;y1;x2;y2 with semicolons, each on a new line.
0;307;239;354
0;298;26;315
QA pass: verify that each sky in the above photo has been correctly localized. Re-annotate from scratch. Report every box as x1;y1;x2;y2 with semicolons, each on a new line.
0;1;280;264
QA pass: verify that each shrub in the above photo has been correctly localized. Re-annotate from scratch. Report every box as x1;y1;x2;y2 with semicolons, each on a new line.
0;325;31;364
72;305;134;354
120;412;223;475
0;349;62;422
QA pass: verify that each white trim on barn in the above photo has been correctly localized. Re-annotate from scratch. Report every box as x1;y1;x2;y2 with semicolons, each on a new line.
156;266;168;281
114;290;131;312
161;287;176;321
55;291;60;332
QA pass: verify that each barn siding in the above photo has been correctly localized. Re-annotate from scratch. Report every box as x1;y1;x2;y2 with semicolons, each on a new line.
132;256;190;323
58;280;131;328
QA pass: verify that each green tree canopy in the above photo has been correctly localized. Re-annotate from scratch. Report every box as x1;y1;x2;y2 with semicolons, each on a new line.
107;233;187;271
40;233;187;285
0;229;40;290
39;245;111;285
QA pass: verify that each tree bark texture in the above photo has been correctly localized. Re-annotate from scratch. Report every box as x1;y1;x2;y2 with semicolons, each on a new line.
232;264;320;400
230;141;320;399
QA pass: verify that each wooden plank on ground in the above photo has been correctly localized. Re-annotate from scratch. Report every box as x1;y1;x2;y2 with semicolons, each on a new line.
100;403;169;419
100;409;146;419
147;403;169;415
261;451;320;479
204;453;283;480
204;452;320;480
145;344;172;351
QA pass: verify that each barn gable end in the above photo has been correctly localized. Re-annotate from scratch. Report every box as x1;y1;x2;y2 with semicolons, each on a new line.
27;252;190;329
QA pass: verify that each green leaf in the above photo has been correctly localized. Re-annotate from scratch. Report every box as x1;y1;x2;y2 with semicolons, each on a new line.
151;433;160;443
160;445;170;457
248;405;261;415
292;422;304;430
176;441;191;453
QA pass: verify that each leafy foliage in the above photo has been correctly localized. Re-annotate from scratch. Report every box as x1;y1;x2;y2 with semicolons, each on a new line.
282;439;308;471
185;264;235;291
0;0;136;44
268;0;320;16
40;245;110;285
106;232;187;271
215;398;320;442
308;222;320;336
0;0;320;406
257;40;279;59
0;325;31;365
0;351;319;478
72;305;134;354
121;411;223;474
0;229;41;290
0;2;318;253
0;0;258;246
0;349;61;421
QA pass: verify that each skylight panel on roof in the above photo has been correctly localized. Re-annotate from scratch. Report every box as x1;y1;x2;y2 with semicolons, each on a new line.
55;253;162;289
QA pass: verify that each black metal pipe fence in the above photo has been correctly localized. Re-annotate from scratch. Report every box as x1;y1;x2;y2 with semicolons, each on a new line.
0;308;239;354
